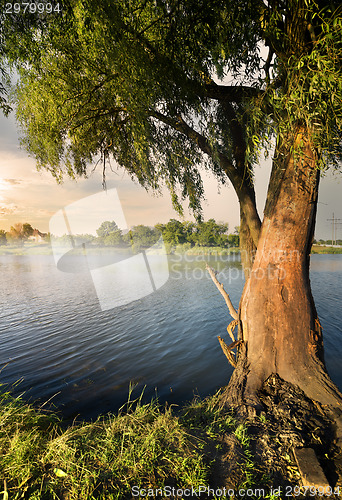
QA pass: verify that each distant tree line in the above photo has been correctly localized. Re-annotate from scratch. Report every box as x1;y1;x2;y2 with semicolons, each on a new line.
313;239;342;246
2;221;337;249
0;223;49;246
93;218;239;249
0;219;240;249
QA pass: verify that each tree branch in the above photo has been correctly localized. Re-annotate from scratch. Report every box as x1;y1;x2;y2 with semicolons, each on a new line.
206;264;238;320
264;46;274;83
151;109;217;158
218;337;242;368
68;108;128;132
227;319;239;342
151;109;262;247
150;109;244;186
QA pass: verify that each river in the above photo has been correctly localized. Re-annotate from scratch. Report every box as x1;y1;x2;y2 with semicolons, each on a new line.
0;253;341;421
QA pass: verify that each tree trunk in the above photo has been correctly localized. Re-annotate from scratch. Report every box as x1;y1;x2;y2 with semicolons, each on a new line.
239;208;257;280
225;129;342;410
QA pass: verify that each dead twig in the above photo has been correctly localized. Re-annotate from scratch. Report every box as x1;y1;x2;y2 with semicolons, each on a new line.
218;337;242;368
227;319;239;342
206;264;238;319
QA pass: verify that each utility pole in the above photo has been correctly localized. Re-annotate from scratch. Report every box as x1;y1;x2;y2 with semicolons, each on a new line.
327;213;342;245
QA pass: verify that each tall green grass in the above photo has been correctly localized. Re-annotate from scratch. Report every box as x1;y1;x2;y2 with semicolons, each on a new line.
0;387;209;499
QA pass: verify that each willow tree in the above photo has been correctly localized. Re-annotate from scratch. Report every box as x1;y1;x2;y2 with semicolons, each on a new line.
6;1;342;415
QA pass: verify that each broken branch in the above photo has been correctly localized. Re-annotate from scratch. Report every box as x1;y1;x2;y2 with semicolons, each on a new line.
206;264;238;320
218;337;242;368
227;319;239;342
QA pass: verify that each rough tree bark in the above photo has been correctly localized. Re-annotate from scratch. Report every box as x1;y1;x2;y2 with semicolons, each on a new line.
216;128;342;413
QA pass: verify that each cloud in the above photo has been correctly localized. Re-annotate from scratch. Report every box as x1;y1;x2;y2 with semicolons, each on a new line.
3;178;22;185
0;203;18;215
35;208;55;217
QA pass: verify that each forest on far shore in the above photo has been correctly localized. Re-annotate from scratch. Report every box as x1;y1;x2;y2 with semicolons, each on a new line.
1;219;340;251
0;218;239;248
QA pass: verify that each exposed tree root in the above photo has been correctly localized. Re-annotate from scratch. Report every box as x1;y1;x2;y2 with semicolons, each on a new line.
207;375;342;495
206;262;342;491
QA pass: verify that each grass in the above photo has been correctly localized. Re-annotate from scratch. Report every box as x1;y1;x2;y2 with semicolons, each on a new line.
181;390;236;439
311;244;342;254
0;385;283;500
0;386;208;499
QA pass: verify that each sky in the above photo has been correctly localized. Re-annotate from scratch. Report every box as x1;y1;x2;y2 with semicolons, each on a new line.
0;106;341;240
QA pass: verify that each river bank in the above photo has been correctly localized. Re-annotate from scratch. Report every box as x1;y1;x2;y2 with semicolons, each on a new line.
311;245;342;254
0;384;300;500
2;377;342;499
0;386;255;499
0;242;240;256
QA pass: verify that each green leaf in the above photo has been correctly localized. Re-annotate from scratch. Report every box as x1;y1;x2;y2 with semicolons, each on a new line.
54;468;68;478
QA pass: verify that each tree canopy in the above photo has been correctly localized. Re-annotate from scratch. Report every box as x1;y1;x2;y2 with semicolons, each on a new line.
48;218;233;248
5;0;340;232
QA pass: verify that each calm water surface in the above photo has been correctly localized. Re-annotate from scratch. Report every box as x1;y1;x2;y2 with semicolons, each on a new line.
0;253;341;420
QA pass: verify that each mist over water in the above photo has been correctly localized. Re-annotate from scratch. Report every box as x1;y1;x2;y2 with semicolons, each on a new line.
0;253;341;421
